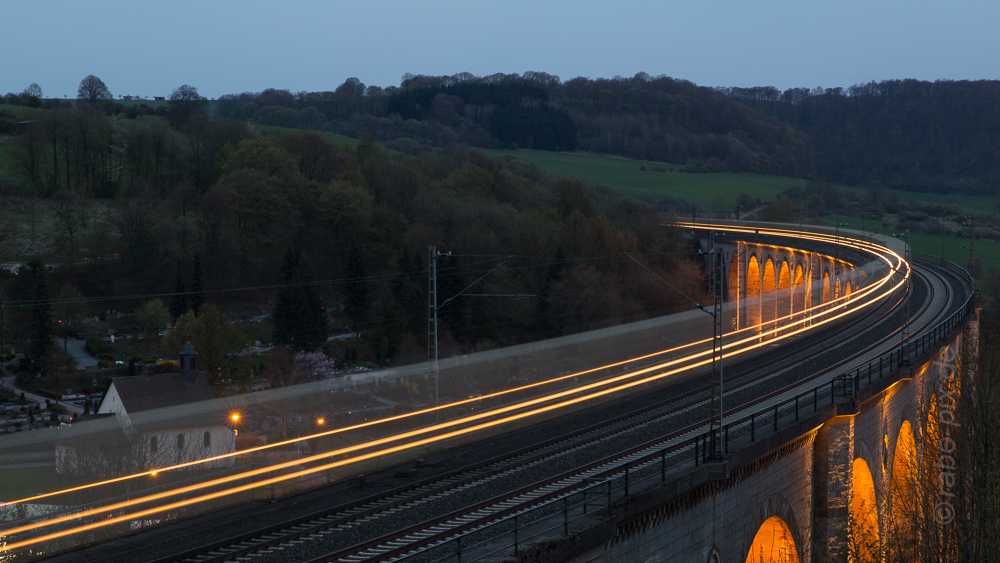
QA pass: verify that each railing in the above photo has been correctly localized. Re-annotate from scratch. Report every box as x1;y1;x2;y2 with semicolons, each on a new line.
395;253;976;563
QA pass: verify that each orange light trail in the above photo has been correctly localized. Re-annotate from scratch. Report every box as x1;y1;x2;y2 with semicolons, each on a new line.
3;237;883;510
0;265;907;552
7;231;896;511
1;225;909;551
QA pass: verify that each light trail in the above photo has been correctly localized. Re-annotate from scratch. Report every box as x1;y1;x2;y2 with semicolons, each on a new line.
0;261;907;552
2;238;881;509
1;225;909;553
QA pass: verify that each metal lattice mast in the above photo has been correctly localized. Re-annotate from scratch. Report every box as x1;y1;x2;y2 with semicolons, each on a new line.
901;233;911;366
427;246;439;406
708;233;724;461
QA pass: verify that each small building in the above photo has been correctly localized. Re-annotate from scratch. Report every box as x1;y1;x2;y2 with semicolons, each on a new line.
153;96;165;101
56;343;235;475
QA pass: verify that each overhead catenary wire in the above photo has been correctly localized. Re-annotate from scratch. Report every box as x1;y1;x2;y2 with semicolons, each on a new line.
0;251;700;308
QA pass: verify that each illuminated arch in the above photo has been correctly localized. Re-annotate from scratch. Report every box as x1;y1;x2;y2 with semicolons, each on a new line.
822;271;831;303
888;420;918;558
743;494;801;563
852;457;880;561
747;255;761;330
793;264;806;314
762;258;776;330
778;261;792;323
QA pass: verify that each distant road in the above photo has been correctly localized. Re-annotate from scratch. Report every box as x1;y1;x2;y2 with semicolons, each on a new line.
55;337;99;369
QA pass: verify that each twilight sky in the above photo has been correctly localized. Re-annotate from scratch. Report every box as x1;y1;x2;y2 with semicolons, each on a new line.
3;0;998;99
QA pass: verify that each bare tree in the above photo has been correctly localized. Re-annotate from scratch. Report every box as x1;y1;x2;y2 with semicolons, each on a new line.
23;83;43;98
76;74;112;104
13;123;48;235
52;191;83;259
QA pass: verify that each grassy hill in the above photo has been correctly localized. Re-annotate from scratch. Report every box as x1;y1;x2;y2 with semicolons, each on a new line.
484;148;996;213
484;148;998;276
483;149;802;206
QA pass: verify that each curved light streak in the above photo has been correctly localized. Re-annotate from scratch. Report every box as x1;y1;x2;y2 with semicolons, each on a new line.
1;225;909;552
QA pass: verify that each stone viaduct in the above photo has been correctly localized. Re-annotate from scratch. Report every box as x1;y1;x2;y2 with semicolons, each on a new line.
526;234;976;563
583;322;975;563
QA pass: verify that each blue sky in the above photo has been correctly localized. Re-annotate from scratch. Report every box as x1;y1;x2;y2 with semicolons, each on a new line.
3;0;998;99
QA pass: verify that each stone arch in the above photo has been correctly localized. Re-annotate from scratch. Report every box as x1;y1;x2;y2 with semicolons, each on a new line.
778;260;792;323
887;418;919;556
821;271;831;303
852;443;880;561
792;263;806;315
747;255;762;330
762;257;776;330
743;493;801;563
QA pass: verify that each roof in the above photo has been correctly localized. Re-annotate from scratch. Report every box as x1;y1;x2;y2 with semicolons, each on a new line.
109;371;227;428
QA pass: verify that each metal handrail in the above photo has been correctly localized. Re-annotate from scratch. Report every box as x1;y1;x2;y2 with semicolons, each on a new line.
394;252;976;563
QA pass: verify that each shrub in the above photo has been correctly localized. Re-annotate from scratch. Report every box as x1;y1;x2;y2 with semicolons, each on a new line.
86;337;112;356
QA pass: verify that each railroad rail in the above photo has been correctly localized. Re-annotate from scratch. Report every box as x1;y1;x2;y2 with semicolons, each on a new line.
24;226;969;563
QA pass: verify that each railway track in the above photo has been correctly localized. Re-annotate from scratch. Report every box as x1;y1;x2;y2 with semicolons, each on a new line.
33;235;967;563
289;262;955;563
45;245;923;563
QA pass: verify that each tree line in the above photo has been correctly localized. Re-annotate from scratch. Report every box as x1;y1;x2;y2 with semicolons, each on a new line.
0;74;710;385
720;79;1000;193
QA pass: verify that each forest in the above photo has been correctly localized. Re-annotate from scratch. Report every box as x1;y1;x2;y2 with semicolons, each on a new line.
202;72;1000;194
0;77;708;394
3;69;1000;394
721;80;1000;193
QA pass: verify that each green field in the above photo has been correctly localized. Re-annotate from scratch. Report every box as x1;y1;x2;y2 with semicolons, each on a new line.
0;104;45;119
873;228;998;277
483;149;804;205
0;143;16;172
483;149;997;215
114;98;224;117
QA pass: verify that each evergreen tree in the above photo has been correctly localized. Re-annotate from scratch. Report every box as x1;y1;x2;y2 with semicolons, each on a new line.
344;241;369;327
272;247;328;350
28;263;54;370
190;253;205;315
169;262;189;321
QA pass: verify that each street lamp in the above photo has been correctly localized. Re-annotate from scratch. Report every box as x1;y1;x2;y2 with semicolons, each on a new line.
228;412;241;437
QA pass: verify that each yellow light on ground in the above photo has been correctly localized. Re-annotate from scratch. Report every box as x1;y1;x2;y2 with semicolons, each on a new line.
317;418;325;425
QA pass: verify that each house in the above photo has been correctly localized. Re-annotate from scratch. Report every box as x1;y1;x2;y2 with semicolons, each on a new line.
56;343;235;475
154;96;165;101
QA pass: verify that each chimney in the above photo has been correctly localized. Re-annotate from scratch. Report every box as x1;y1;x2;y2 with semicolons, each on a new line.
180;341;198;382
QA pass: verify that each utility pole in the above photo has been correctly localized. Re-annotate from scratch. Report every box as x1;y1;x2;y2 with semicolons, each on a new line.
627;236;727;463
834;222;847;302
427;246;441;408
707;233;724;462
894;232;911;366
427;248;515;410
960;216;977;276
